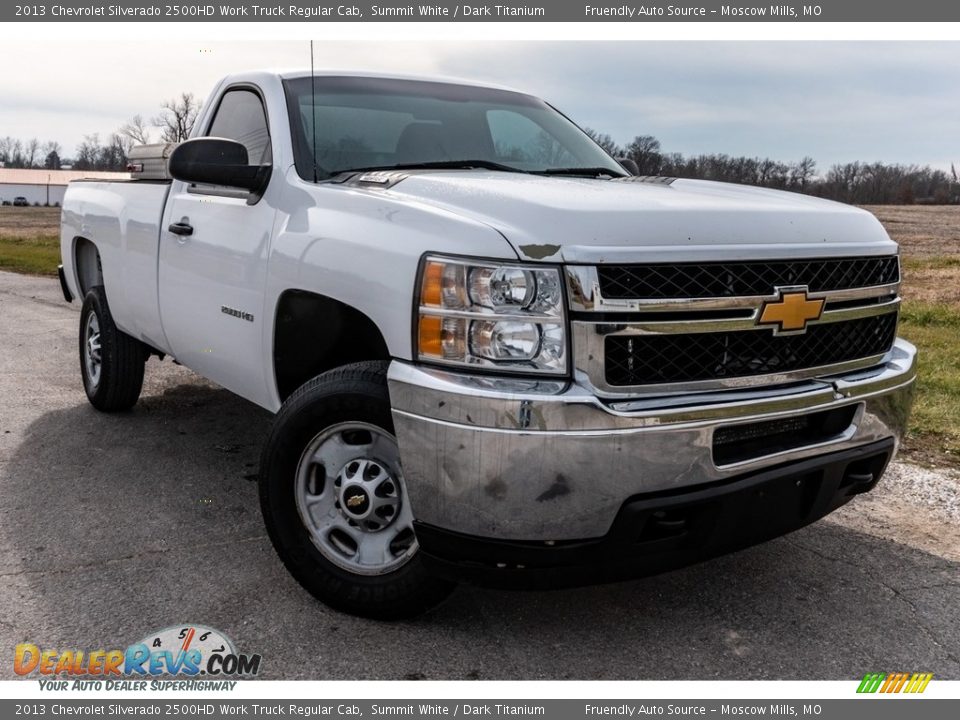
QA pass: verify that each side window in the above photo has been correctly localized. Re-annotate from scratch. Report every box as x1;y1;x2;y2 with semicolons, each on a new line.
207;89;272;164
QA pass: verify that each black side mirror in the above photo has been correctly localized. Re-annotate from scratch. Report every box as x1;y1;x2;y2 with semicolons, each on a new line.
169;137;271;194
617;157;639;176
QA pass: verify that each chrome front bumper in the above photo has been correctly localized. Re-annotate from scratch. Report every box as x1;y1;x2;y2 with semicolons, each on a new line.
387;339;917;541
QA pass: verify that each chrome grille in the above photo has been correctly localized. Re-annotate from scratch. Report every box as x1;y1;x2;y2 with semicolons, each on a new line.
566;255;902;395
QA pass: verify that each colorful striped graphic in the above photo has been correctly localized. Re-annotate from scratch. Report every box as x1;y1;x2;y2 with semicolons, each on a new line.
857;672;933;694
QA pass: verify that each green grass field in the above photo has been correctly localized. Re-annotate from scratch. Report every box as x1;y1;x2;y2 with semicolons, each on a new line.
898;302;960;466
0;235;61;275
0;206;62;275
2;206;958;466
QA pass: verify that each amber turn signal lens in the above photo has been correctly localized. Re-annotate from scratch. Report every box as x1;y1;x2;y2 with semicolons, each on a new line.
418;315;443;356
421;261;444;307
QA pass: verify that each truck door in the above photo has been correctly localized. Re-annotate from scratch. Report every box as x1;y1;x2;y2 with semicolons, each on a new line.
158;86;277;407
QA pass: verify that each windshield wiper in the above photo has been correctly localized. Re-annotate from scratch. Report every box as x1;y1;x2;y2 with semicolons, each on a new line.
535;167;625;178
331;160;529;175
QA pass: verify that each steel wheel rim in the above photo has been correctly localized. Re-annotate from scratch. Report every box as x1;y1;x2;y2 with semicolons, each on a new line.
84;312;102;388
295;421;418;576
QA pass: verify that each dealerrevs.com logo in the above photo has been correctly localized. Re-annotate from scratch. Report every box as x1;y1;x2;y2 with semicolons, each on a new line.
15;625;261;690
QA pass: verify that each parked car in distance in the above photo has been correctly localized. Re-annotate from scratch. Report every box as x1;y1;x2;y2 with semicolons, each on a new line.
13;196;29;206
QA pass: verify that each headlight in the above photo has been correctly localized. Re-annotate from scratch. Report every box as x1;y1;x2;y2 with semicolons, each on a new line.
416;256;567;375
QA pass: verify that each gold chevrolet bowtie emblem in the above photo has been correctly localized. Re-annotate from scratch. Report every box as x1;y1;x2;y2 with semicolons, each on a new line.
346;494;365;508
758;289;824;333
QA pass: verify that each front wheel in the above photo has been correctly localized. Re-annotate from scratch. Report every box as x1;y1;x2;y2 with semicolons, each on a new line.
258;361;455;619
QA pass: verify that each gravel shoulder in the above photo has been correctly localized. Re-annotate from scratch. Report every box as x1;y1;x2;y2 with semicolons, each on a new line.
826;462;960;563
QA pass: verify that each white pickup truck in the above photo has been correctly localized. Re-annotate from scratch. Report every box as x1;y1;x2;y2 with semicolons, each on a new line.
59;70;916;619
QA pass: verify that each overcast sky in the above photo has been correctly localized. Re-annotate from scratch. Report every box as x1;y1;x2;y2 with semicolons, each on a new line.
1;41;957;173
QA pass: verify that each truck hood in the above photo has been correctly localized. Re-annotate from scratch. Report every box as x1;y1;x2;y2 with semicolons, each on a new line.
376;171;897;263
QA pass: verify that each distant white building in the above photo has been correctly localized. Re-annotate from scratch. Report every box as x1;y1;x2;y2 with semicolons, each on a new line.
0;168;129;206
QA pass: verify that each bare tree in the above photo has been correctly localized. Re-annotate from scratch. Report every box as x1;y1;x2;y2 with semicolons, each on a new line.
625;135;662;176
0;136;13;166
120;114;152;146
10;139;24;167
105;133;133;170
24;138;41;168
74;134;102;170
826;161;865;202
583;128;622;157
152;93;202;143
790;156;817;190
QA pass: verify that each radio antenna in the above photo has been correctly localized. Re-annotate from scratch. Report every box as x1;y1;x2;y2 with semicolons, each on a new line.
310;40;318;183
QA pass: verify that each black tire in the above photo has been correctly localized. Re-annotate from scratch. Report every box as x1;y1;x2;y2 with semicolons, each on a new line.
259;361;456;620
79;286;146;412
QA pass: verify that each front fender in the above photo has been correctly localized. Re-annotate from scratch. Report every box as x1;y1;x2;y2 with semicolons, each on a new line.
260;170;518;411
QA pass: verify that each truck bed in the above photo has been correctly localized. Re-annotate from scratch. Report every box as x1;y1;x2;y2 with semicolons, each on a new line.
60;180;172;354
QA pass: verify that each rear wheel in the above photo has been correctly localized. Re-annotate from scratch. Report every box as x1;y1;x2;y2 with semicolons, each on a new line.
259;361;455;619
79;286;146;411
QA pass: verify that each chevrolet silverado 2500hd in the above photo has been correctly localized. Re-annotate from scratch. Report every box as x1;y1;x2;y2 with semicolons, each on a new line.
59;71;916;619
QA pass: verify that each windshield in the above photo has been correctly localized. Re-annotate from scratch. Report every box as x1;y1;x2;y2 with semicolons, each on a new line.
282;76;626;179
